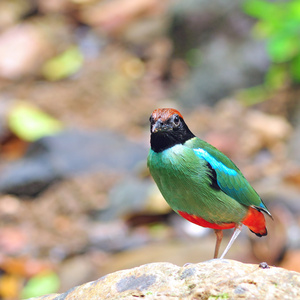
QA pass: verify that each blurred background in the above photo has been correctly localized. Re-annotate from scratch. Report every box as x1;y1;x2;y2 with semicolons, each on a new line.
0;0;300;298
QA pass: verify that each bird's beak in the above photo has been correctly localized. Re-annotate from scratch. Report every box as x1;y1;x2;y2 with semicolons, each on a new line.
152;120;171;133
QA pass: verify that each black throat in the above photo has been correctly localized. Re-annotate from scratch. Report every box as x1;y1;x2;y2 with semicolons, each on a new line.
150;120;195;153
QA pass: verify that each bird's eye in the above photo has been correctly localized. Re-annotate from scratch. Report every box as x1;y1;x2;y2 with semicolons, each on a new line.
173;114;180;126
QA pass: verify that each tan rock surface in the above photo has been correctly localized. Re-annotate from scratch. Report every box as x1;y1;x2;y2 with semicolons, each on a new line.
30;259;300;299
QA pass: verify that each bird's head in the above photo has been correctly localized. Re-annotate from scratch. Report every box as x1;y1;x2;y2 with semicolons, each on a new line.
149;108;194;152
150;108;184;134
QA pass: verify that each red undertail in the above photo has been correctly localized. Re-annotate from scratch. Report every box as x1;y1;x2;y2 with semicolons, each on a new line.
242;206;267;236
178;206;267;236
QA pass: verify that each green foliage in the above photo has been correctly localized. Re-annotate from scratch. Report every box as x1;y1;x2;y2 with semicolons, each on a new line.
243;0;300;85
21;271;60;299
42;46;83;81
9;101;63;141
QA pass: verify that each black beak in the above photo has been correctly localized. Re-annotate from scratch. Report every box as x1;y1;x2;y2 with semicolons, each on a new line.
151;120;172;133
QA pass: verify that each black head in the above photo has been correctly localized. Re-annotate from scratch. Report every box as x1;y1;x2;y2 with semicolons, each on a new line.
149;108;195;152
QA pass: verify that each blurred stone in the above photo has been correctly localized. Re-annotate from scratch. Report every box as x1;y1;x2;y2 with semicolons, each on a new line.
79;0;167;37
249;205;287;265
88;220;150;253
169;0;269;106
99;237;216;276
280;250;300;273
0;227;28;255
122;16;169;45
245;111;292;148
204;131;240;158
76;27;107;60
58;255;97;293
0;23;51;79
145;184;171;214
0;195;22;217
0;130;147;197
288;101;300;164
0;0;35;29
252;182;300;265
0;132;29;160
98;177;153;221
31;260;300;300
283;168;300;187
37;0;75;14
0;256;53;278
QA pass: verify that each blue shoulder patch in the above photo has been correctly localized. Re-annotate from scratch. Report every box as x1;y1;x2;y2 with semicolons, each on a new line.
193;148;237;176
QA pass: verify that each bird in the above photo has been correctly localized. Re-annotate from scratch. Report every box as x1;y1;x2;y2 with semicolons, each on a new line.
147;108;272;259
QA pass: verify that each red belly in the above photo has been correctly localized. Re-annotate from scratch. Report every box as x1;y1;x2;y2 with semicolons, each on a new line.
177;210;236;230
178;206;267;235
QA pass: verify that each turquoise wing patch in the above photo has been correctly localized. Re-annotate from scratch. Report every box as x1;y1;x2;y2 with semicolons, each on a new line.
193;148;266;210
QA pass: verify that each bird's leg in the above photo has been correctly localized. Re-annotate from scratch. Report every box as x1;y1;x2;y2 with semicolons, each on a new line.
219;224;243;259
213;229;223;259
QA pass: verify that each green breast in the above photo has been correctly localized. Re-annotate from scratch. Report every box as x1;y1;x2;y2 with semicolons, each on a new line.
147;144;248;224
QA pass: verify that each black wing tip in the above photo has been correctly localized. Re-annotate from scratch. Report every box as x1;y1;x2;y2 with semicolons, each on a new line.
253;205;273;220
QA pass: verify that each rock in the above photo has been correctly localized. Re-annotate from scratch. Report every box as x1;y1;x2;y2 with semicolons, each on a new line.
169;0;269;106
288;101;300;164
0;130;147;197
31;259;300;299
79;0;166;38
0;23;51;79
280;250;300;273
245;110;292;149
101;177;153;221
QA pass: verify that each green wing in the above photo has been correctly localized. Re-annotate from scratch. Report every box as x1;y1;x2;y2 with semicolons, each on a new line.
186;138;270;214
